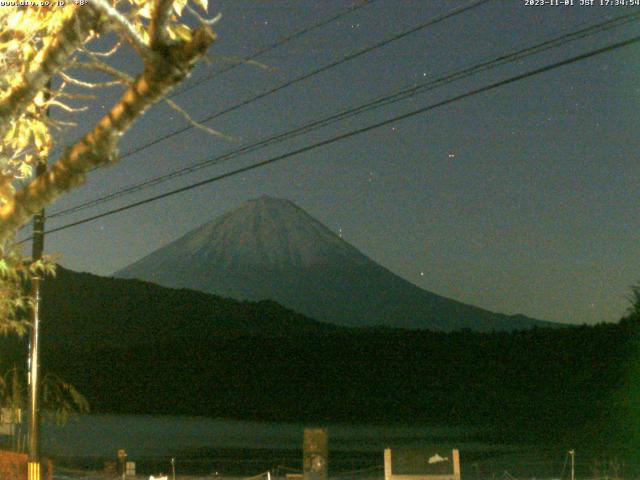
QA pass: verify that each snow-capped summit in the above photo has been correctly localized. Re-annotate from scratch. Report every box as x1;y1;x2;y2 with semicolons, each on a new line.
115;197;553;331
173;196;367;269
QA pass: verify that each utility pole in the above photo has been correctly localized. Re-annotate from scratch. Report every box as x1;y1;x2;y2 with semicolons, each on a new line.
569;449;575;480
28;165;45;480
28;82;49;480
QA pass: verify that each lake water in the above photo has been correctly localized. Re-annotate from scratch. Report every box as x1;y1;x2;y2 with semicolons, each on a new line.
39;414;530;478
42;414;490;458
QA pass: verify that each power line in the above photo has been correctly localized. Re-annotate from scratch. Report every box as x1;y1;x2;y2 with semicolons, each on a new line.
46;0;492;218
48;10;640;220
48;0;377;159
168;0;378;99
93;0;494;162
25;33;640;241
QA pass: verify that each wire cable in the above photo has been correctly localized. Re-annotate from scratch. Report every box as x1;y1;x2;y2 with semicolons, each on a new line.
19;33;640;242
47;0;378;159
168;0;378;99
47;10;640;220
88;0;494;163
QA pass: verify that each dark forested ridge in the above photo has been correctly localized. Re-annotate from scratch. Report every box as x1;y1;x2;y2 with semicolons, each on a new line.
1;266;638;455
44;324;640;450
39;266;341;351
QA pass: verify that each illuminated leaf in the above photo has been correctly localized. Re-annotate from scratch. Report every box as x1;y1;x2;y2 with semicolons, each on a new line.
194;0;208;11
18;163;32;179
138;2;153;19
168;23;192;41
32;122;50;155
0;0;216;339
173;0;188;16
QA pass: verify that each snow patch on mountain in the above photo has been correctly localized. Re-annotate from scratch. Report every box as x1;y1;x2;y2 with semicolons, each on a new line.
124;196;368;273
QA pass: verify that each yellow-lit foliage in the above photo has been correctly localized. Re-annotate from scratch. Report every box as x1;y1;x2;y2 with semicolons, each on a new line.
0;7;68;202
0;0;216;335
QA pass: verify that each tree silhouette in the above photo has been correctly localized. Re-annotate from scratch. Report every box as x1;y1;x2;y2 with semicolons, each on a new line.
0;0;219;333
620;284;640;324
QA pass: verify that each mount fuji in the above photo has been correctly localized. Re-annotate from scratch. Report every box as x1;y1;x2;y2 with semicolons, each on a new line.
115;196;553;331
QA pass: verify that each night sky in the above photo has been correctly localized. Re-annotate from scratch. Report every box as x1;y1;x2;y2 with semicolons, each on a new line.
30;0;640;325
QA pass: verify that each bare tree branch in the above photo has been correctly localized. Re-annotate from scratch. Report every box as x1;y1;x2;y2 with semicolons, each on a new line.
186;6;222;26
0;26;216;242
59;72;122;89
88;0;152;60
150;0;175;48
82;40;122;57
0;7;97;139
163;97;234;141
46;100;89;113
72;60;135;84
47;119;79;130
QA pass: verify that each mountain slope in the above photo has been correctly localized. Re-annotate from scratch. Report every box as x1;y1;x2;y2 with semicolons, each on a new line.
115;196;554;331
40;266;340;351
